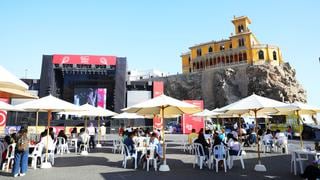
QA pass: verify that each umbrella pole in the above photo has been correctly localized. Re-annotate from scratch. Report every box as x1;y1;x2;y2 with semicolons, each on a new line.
238;115;242;142
41;110;52;169
159;105;170;171
297;111;303;148
254;109;266;172
255;110;261;164
35;111;39;137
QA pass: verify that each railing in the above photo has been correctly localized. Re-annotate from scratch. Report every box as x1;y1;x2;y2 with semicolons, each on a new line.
193;60;248;72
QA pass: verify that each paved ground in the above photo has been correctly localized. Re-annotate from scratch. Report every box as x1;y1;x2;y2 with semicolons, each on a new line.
0;134;310;180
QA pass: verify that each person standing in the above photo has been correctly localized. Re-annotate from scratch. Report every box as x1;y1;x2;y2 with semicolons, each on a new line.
100;123;106;142
12;128;29;177
87;123;96;149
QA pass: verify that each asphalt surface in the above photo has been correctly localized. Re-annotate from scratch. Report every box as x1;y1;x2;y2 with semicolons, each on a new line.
0;134;309;180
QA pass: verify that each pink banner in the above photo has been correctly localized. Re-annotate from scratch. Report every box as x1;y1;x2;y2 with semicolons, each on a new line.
153;81;164;130
182;100;204;134
97;88;107;109
53;54;117;65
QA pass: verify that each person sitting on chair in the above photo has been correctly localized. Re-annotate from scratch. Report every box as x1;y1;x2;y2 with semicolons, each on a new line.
227;133;241;156
77;128;90;151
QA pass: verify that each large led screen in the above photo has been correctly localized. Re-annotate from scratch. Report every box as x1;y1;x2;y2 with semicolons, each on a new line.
74;88;107;108
127;90;151;107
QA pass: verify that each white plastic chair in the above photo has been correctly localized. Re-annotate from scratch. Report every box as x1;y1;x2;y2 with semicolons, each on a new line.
42;140;57;165
29;143;44;169
228;148;245;169
79;136;90;154
262;140;274;153
192;143;206;169
56;137;69;155
291;151;308;175
144;145;157;171
2;143;16;171
112;139;122;154
122;144;138;169
212;145;227;173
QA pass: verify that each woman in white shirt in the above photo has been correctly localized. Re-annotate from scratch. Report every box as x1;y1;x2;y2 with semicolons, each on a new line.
227;133;241;156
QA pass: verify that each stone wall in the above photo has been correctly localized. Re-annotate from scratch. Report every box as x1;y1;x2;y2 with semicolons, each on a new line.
147;63;307;109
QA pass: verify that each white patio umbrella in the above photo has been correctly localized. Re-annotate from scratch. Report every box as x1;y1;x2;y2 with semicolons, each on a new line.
277;102;320;148
15;94;83;168
192;109;214;133
0;101;24;111
112;112;145;119
220;93;289;172
0;65;38;99
123;94;201;171
59;103;117;148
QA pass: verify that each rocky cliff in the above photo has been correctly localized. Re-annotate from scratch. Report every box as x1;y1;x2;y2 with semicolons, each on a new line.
150;63;307;109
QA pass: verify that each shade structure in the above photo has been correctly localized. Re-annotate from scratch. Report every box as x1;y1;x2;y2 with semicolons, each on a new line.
58;103;117;148
0;65;28;90
0;101;24;111
192;109;214;133
112;112;145;119
277;102;320;148
0;65;38;99
219;93;288;172
123;94;201;171
15;94;83;168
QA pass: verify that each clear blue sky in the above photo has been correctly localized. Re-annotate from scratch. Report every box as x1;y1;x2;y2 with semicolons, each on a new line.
0;0;319;107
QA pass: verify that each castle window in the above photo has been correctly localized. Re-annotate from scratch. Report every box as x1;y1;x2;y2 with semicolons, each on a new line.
188;57;191;63
243;52;247;60
226;56;229;63
239;53;243;61
222;56;225;64
189;68;191;73
217;57;221;64
213;57;216;65
229;43;232;49
238;38;245;47
259;50;264;60
209;58;212;66
230;55;233;63
208;46;213;53
197;49;202;57
220;45;225;51
273;51;277;60
234;54;238;61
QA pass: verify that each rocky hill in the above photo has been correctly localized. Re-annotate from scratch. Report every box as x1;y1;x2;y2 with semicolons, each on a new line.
150;63;307;109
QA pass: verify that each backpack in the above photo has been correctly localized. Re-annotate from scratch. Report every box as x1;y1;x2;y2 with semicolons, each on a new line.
17;134;29;152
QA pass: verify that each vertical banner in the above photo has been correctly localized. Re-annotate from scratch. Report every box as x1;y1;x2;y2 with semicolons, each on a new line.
97;88;107;109
0;98;9;128
153;81;164;130
182;100;204;134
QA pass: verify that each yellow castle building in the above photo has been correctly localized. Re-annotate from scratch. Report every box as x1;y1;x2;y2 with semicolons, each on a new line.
181;16;284;74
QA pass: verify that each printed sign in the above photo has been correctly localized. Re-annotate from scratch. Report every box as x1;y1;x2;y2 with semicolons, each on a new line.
53;54;117;65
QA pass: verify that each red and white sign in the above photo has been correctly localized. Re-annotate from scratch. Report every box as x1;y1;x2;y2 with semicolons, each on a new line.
53;54;117;65
152;81;164;130
153;81;164;98
182;100;204;134
0;98;9;127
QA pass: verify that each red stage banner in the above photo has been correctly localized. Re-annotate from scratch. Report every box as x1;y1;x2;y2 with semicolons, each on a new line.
52;54;117;65
153;81;164;97
182;100;204;134
153;81;164;130
0;98;9;127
